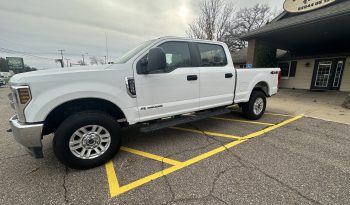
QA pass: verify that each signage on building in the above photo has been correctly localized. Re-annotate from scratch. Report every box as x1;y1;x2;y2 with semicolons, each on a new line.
6;57;24;70
283;0;336;13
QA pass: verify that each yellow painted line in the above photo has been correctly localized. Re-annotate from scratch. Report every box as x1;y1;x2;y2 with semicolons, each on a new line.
105;115;303;197
170;127;243;140
105;160;120;197
120;146;181;166
265;112;294;117
242;115;303;139
210;117;275;126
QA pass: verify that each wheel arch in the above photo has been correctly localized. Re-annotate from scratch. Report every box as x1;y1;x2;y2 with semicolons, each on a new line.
43;98;127;135
253;81;270;97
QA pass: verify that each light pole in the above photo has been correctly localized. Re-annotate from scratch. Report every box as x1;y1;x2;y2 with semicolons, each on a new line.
65;58;70;67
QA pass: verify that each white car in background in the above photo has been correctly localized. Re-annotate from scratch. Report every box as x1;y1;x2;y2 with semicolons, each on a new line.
0;78;6;86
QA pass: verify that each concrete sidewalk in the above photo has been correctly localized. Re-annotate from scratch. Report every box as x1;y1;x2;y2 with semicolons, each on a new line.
267;89;350;125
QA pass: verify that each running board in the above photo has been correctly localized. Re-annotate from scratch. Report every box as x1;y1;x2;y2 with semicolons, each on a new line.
139;108;231;133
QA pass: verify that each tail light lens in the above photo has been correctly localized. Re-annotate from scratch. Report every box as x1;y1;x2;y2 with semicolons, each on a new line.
278;70;281;91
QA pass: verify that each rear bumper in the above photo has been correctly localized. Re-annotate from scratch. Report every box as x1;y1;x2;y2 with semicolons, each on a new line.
9;115;44;158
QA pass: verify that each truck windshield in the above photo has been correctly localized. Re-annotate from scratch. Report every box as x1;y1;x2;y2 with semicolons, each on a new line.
114;40;155;64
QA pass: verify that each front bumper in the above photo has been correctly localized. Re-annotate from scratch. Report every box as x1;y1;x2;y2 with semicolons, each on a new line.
9;115;44;158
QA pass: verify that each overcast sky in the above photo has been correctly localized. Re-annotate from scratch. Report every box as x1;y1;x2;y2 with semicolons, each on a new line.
0;0;284;69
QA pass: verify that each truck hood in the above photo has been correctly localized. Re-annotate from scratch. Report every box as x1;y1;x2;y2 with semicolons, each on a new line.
10;64;116;85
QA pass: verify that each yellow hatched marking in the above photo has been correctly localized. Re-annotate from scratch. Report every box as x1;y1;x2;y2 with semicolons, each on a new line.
210;117;275;126
106;139;247;197
105;115;303;197
170;127;242;140
120;146;181;166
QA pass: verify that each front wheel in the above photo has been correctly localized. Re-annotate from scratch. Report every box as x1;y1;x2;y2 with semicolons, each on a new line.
53;111;121;170
242;90;266;120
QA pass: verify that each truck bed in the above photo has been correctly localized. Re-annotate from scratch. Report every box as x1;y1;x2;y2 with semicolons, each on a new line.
234;68;280;103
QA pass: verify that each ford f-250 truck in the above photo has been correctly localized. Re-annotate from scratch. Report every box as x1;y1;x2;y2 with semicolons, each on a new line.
8;37;280;169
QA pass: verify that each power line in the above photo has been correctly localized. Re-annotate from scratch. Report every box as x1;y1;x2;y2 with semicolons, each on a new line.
0;47;56;61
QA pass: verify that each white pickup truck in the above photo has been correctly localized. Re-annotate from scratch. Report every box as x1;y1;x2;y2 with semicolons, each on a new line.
8;37;280;169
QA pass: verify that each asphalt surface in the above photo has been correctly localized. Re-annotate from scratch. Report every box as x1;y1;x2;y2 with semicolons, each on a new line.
0;86;349;205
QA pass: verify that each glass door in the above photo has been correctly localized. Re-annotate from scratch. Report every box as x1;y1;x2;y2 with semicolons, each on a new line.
311;58;345;90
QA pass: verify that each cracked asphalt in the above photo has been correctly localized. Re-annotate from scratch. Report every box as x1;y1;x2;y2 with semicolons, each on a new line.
0;87;350;205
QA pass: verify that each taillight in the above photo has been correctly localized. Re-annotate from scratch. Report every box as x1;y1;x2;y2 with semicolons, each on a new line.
277;70;281;91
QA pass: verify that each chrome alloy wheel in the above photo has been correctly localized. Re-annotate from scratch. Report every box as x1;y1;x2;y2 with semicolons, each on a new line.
69;125;111;159
253;97;264;115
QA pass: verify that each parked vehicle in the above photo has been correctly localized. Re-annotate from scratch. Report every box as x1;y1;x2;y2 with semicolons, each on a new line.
8;37;280;169
0;78;6;86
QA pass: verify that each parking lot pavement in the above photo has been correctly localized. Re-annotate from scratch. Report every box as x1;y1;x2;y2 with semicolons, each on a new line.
1;87;350;205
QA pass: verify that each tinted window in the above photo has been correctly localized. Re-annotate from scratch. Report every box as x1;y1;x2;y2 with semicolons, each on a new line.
198;43;227;67
158;42;191;70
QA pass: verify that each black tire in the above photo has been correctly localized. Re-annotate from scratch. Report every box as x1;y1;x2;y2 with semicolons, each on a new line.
53;111;121;170
242;90;266;120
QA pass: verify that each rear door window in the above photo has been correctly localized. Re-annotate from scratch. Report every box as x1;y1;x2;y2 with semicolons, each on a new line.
197;43;227;67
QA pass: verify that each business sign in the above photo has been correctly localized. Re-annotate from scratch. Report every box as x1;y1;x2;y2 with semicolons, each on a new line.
6;57;24;70
284;0;336;13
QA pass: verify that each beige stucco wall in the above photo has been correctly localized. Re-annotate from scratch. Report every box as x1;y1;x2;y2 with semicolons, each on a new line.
340;57;350;92
280;59;314;89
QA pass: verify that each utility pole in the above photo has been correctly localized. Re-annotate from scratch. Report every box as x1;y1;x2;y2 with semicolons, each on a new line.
65;58;70;67
103;56;107;64
58;49;65;68
82;53;88;66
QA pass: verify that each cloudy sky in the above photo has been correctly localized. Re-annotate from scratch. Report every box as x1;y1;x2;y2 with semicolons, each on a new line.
0;0;283;69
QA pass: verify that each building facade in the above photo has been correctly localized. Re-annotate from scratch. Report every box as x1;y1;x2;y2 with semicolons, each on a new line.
234;0;350;92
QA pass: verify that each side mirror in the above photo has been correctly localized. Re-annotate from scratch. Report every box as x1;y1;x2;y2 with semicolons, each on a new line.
146;47;166;73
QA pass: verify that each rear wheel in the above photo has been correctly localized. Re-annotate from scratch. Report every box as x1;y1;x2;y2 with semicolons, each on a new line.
53;111;121;170
242;90;266;120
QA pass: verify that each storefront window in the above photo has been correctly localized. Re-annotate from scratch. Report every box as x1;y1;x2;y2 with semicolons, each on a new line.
278;61;297;79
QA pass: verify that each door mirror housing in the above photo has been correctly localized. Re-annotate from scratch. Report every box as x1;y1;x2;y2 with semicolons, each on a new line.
146;47;166;73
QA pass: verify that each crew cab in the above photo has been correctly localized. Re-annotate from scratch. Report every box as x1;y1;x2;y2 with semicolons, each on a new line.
8;37;280;169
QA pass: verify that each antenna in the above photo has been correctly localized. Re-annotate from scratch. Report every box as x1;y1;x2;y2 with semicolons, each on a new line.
105;32;109;64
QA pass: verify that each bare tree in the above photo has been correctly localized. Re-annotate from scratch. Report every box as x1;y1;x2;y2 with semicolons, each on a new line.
90;56;99;65
186;0;235;41
229;4;275;50
187;1;276;52
77;60;85;66
98;58;105;65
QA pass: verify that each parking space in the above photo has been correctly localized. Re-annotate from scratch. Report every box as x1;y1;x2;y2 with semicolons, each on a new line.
1;87;350;204
106;112;302;198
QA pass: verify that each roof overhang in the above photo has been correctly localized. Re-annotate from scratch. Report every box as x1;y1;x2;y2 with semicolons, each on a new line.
241;1;350;54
